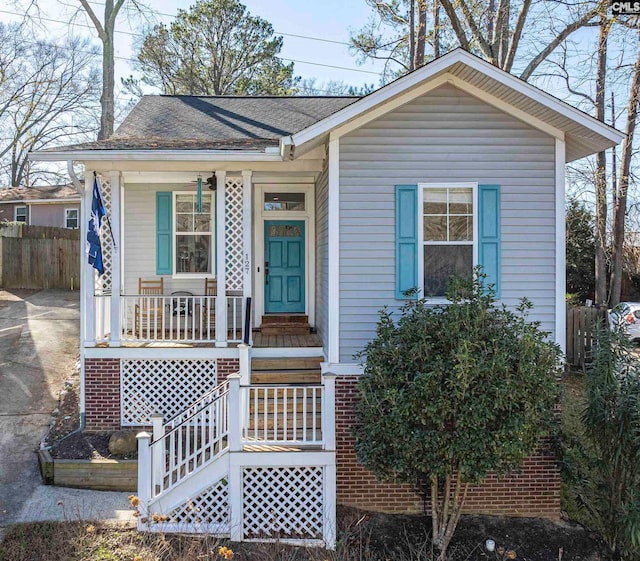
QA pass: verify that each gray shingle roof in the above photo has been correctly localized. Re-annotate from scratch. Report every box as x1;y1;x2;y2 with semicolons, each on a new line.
41;96;359;152
0;184;80;202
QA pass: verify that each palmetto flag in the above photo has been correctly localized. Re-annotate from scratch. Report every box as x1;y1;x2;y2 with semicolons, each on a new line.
87;176;106;276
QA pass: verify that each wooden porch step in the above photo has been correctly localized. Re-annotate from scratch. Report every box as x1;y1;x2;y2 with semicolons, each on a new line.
251;356;323;385
262;315;309;325
251;371;321;384
251;357;323;371
260;323;310;335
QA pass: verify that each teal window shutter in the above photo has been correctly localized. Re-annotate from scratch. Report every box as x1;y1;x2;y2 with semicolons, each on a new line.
478;184;501;297
156;192;172;275
395;185;418;299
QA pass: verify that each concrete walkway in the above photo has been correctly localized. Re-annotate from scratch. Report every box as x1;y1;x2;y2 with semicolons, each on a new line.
14;485;134;524
0;289;133;530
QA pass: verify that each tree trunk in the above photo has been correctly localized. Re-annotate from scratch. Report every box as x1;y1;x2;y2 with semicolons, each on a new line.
415;0;427;67
594;16;609;306
433;0;440;58
409;0;416;71
99;23;115;140
609;36;640;306
429;470;469;561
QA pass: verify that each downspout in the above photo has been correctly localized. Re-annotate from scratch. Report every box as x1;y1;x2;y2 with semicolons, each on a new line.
67;160;86;433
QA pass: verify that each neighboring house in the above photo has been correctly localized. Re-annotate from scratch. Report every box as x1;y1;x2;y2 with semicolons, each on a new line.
31;49;623;546
0;185;81;228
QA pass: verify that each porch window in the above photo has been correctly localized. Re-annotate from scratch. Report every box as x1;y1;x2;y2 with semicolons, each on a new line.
65;208;79;229
174;192;214;275
15;206;27;223
422;185;476;297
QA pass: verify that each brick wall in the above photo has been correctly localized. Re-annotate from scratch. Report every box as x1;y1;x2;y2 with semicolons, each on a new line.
218;358;240;381
335;376;561;519
85;358;121;432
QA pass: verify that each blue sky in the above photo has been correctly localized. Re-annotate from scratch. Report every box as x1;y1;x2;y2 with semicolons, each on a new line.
0;1;388;92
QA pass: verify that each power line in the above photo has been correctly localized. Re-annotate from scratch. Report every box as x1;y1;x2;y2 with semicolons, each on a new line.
0;8;381;76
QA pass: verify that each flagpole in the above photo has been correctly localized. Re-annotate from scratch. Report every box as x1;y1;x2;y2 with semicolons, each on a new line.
93;171;117;249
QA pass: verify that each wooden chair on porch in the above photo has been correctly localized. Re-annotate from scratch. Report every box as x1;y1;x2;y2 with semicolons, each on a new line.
135;277;164;338
201;278;217;338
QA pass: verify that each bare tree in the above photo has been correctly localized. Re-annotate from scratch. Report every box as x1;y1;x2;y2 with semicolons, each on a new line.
0;24;100;186
352;0;606;81
18;0;150;140
610;36;640;306
595;16;611;306
351;0;440;81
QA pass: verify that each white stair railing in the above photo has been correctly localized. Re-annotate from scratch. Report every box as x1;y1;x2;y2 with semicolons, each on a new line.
148;384;230;497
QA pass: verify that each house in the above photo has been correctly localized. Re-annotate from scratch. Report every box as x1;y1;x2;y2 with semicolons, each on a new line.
30;49;623;546
0;185;81;228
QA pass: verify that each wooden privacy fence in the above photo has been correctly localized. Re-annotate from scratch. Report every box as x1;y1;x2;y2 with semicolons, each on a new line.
0;236;80;290
566;306;608;369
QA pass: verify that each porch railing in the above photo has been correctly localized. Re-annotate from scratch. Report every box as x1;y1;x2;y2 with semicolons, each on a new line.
92;294;248;345
242;385;324;446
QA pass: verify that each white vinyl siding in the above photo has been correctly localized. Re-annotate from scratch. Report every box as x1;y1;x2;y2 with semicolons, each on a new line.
338;83;556;362
315;158;329;355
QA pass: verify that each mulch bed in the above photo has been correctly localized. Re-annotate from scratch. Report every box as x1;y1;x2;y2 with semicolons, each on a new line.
43;362;136;460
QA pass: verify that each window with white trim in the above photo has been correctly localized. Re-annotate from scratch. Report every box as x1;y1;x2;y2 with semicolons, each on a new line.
15;206;27;223
174;192;214;275
65;208;79;229
421;185;477;297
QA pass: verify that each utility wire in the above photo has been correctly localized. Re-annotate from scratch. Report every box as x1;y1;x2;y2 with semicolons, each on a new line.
0;8;382;76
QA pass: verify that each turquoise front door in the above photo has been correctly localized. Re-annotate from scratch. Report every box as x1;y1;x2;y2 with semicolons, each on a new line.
265;220;305;313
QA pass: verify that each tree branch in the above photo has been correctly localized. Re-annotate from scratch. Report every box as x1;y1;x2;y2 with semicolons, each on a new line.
519;3;603;81
79;0;106;40
504;0;532;72
437;0;470;50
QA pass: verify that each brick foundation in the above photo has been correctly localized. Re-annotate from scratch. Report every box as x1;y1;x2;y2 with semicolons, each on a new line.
217;358;240;382
85;358;121;432
335;376;561;519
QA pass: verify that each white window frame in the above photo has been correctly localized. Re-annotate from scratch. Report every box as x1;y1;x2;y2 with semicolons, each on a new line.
418;182;479;302
65;207;79;229
14;205;27;223
172;190;215;279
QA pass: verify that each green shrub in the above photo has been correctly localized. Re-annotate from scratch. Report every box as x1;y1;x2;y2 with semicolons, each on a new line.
354;271;560;560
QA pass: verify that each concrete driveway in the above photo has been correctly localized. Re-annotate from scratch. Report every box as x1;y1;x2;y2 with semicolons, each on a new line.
0;289;79;527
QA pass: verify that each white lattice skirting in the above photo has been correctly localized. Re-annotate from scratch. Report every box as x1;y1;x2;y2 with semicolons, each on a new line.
160;476;230;534
242;466;324;540
121;359;218;425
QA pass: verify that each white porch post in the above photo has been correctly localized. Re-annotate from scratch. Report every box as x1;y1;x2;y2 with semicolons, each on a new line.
109;171;122;347
242;170;253;343
215;171;227;346
83;171;96;346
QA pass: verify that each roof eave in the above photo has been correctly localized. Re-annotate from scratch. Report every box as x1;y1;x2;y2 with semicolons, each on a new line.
290;49;625;155
29;149;285;162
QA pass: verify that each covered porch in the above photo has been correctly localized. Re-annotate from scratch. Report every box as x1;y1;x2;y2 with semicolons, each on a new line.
84;165;325;351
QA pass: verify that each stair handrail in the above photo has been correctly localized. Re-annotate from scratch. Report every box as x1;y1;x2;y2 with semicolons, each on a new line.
163;379;229;430
149;384;230;496
153;384;230;446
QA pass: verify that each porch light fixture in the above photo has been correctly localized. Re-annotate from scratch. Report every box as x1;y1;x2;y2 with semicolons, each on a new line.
206;172;217;191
